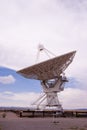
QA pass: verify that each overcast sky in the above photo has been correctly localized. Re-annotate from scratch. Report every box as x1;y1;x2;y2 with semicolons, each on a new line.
0;0;87;109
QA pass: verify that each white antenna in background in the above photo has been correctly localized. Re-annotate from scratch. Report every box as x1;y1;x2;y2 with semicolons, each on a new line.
36;44;56;63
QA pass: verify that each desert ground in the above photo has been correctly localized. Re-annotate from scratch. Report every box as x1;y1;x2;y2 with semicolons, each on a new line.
0;112;87;130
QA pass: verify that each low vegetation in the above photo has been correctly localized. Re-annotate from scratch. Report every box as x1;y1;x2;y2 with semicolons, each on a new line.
2;112;6;118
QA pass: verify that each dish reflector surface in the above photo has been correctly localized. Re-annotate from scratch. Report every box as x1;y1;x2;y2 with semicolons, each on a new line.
17;51;76;80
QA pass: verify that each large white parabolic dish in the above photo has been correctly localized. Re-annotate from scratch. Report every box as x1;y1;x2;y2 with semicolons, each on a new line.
17;51;76;80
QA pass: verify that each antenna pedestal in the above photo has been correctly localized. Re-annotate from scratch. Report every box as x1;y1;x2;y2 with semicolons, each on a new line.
33;76;68;111
46;92;62;110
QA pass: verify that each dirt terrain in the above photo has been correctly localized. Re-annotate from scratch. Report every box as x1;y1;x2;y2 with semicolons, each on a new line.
0;112;87;130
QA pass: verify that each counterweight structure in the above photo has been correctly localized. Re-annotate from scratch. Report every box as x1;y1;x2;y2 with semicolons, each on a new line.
17;45;76;111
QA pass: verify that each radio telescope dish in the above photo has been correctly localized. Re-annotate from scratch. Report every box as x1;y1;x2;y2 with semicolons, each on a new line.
17;51;76;80
17;47;76;111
